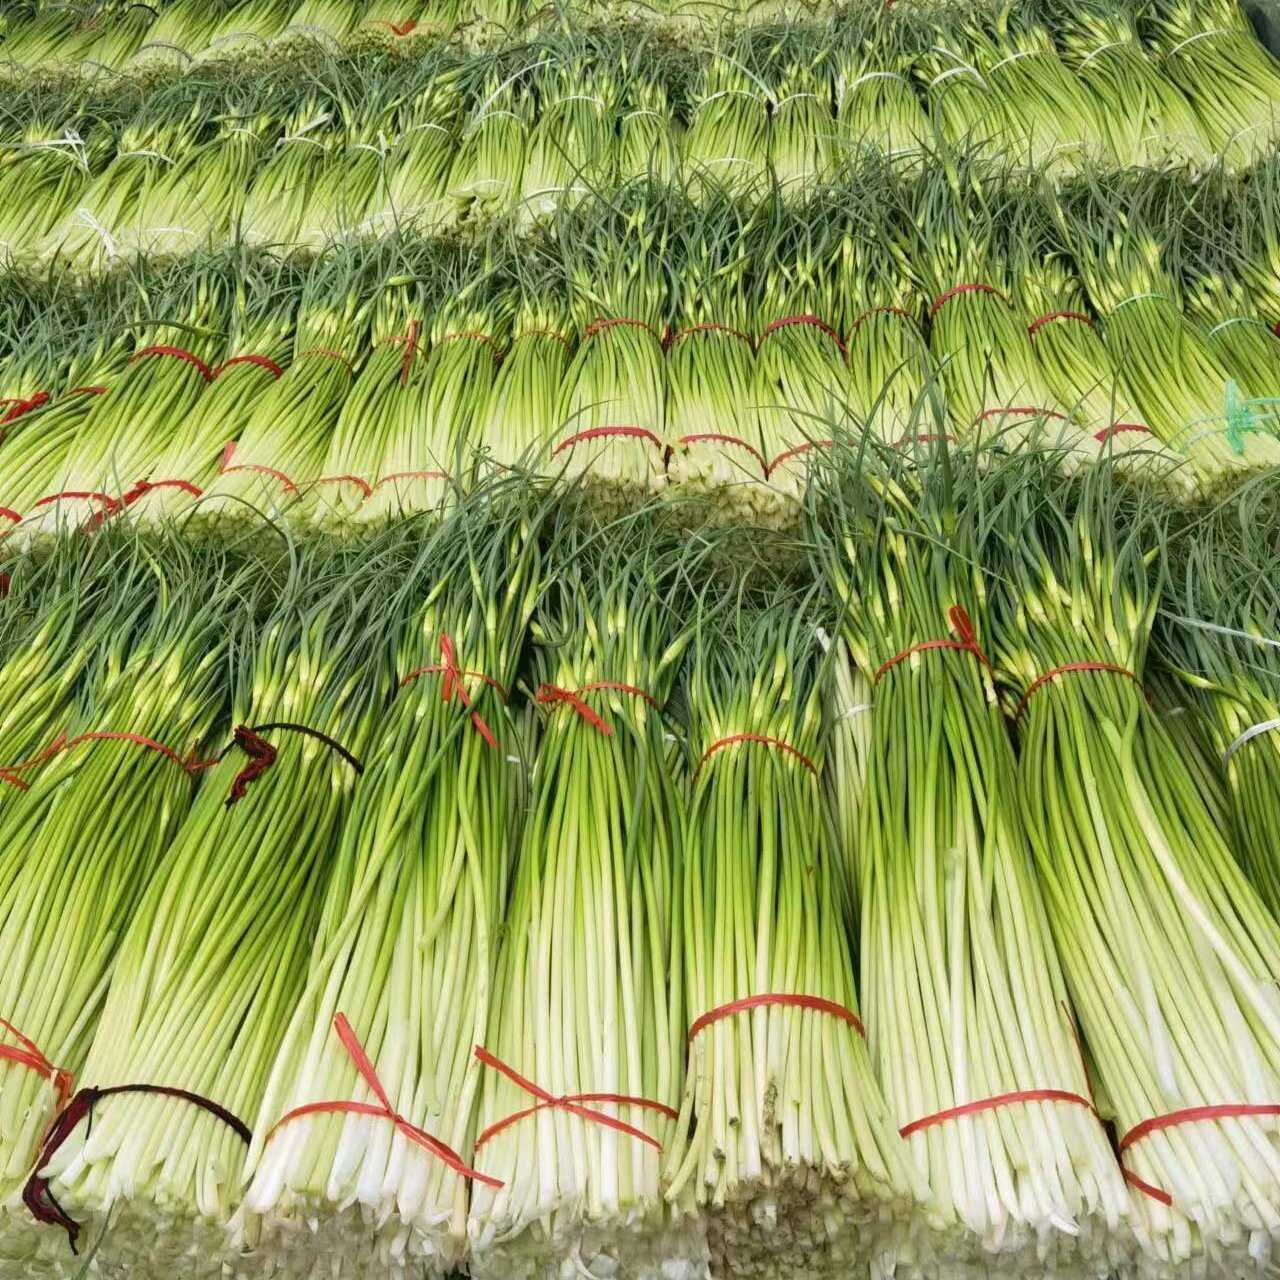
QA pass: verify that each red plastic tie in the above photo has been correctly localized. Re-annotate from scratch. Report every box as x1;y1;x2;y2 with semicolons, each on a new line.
678;433;766;474
473;1046;677;1153
1;391;49;425
33;491;120;515
1094;422;1150;443
553;426;665;455
535;682;658;736
666;322;753;349
216;354;284;379
129;345;213;382
373;16;418;34
930;283;1001;317
66;386;108;398
895;433;956;449
900;1089;1098;1140
514;328;571;348
1123;1167;1174;1207
387;320;420;387
0;508;22;525
315;474;373;500
220;442;298;494
221;721;361;808
121;478;203;506
298;347;355;375
874;606;993;684
693;732;817;779
688;993;864;1044
974;406;1067;426
265;1013;501;1187
758;314;846;356
401;633;507;750
766;438;833;477
582;316;657;342
850;305;913;332
1014;661;1143;720
24;1084;249;1252
0;1019;74;1111
1028;310;1093;337
0;730;213;791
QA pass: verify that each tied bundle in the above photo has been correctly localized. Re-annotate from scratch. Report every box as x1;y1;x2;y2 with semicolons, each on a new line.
127;261;299;522
469;529;699;1280
1158;488;1280;921
124;0;223;71
682;61;770;200
195;0;298;62
989;464;1280;1278
198;252;365;522
0;121;95;267
0;540;244;1271
834;26;931;159
769;64;835;197
664;197;768;523
553;201;669;513
617;78;680;184
663;594;926;1278
378;87;462;237
814;463;1129;1278
446;77;530;219
241;104;337;249
277;0;365;47
28;541;393;1280
1062;179;1280;478
1049;0;1212;168
300;122;391;249
28;283;226;533
239;502;542;1277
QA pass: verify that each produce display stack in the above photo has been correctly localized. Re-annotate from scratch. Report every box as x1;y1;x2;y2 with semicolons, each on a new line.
3;0;1280;1278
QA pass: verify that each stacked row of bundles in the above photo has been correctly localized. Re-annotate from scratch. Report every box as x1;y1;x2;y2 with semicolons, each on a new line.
0;450;1277;1279
3;159;1280;540
3;0;1280;271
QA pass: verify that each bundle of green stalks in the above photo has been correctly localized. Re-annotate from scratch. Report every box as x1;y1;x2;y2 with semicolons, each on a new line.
30;535;395;1280
470;524;701;1280
1157;482;1280;921
446;76;530;222
198;251;364;523
0;120;98;267
988;461;1280;1278
768;63;835;196
553;198;669;513
41;102;208;271
1147;0;1280;169
663;589;925;1278
240;102;338;249
132;112;267;259
127;255;300;522
516;63;616;227
664;197;768;523
72;4;157;74
833;28;931;160
1230;151;1280;325
839;173;931;447
616;75;680;184
0;535;245;1272
0;9;101;72
239;497;543;1278
194;0;300;62
1046;0;1212;169
682;60;770;199
1063;180;1280;478
300;119;392;248
475;267;572;473
900;171;1063;450
376;86;462;237
751;209;852;523
814;458;1130;1278
1184;272;1280;415
124;0;229;70
26;273;227;534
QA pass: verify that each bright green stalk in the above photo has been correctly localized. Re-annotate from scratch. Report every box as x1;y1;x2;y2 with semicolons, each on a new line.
239;500;543;1277
663;591;925;1277
988;463;1280;1277
816;461;1131;1276
35;538;395;1280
